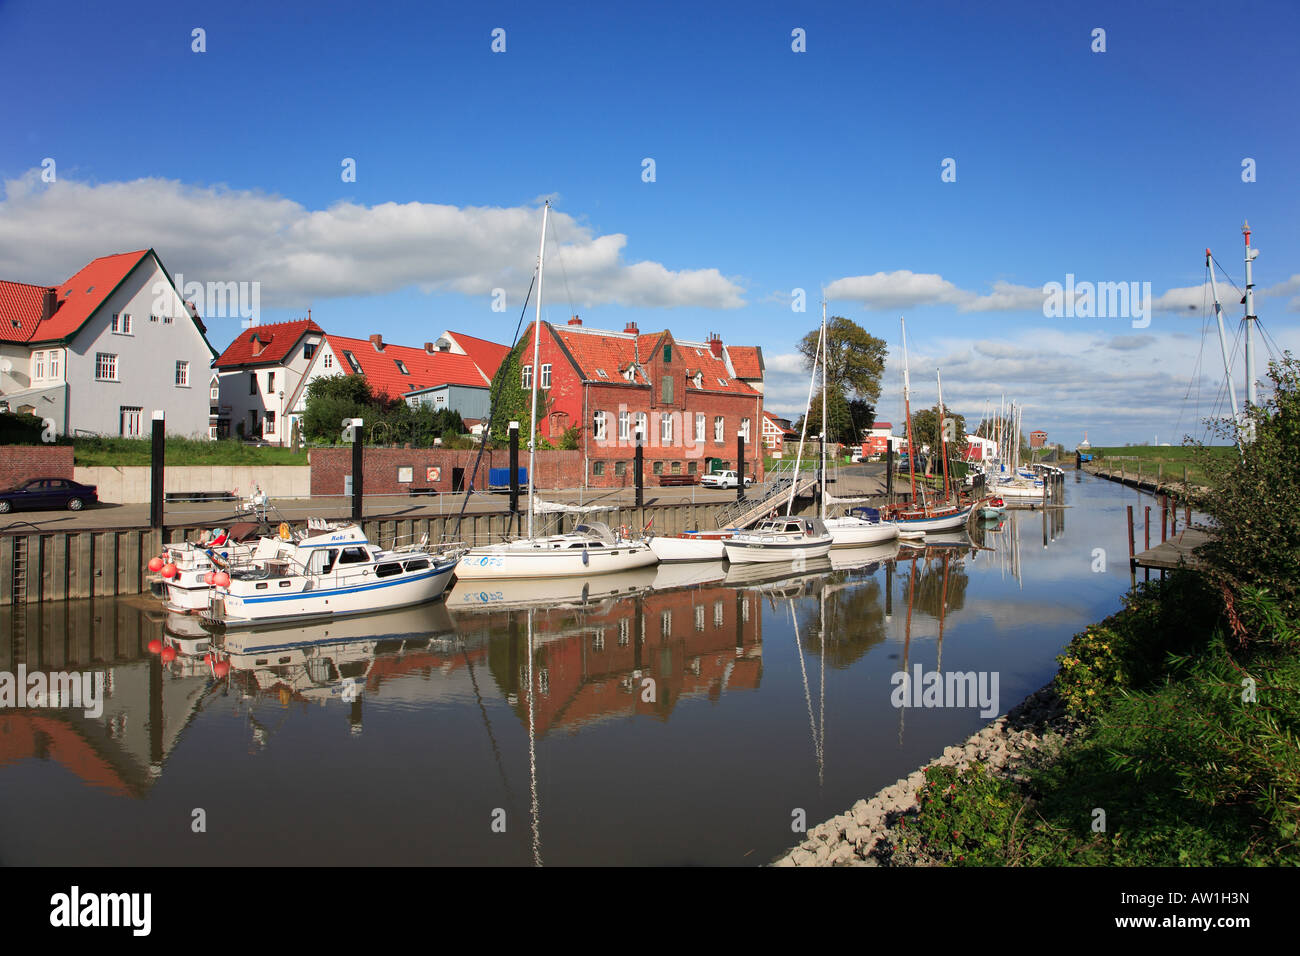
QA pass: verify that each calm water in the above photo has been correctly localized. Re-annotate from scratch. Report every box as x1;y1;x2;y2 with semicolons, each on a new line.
0;473;1168;865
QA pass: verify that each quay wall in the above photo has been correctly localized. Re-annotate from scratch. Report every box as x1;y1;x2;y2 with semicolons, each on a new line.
74;465;312;504
0;445;74;490
0;498;730;607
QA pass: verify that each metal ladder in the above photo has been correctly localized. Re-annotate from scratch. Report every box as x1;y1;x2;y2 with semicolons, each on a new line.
11;537;28;605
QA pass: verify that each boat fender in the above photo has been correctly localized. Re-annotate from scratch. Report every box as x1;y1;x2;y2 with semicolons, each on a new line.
279;522;291;540
582;550;589;567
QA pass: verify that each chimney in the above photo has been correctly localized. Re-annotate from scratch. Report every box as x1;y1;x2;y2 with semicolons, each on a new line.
624;321;638;335
708;332;723;358
369;333;384;351
568;315;582;326
40;288;57;322
250;333;264;357
424;341;435;353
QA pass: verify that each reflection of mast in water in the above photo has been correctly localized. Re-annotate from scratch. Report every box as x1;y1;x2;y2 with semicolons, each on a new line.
936;550;950;673
899;553;918;746
789;596;824;788
526;608;542;867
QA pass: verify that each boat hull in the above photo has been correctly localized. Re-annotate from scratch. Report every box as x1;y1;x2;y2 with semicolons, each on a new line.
454;542;657;580
822;517;900;548
648;534;728;562
723;536;833;564
893;508;972;533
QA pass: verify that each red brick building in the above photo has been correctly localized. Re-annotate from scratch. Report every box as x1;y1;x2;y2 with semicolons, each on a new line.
1029;429;1047;449
517;318;765;487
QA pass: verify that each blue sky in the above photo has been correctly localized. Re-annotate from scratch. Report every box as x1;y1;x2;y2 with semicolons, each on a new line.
2;0;1298;444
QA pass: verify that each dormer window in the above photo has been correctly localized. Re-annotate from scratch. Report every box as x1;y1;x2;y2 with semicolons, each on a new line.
717;377;728;387
343;351;361;373
693;371;703;389
595;368;609;379
395;359;410;375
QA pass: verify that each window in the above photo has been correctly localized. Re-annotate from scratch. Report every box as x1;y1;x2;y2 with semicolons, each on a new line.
209;424;218;439
595;368;609;379
695;605;705;632
662;376;673;403
741;418;751;442
618;619;630;646
592;629;606;652
615;460;627;476
714;600;725;628
304;343;317;360
165;314;174;324
48;350;60;380
618;410;629;441
671;460;682;474
343;351;361;372
718;377;728;387
653;460;663;475
635;412;647;442
694;371;703;389
663;344;672;363
661;610;672;636
395;359;409;375
337;547;369;565
265;411;275;434
695;413;705;443
592;460;605;476
541;363;551;388
661;412;673;443
111;312;131;334
323;353;333;370
688;460;697;474
95;353;118;381
32;351;45;380
150;314;159;323
175;361;190;386
522;364;532;389
210;378;219;401
593;410;607;441
266;371;275;393
714;416;724;442
119;406;142;437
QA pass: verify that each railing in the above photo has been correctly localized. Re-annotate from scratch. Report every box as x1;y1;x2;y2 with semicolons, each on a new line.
714;459;821;529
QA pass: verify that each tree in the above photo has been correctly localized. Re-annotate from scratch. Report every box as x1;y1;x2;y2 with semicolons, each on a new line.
796;317;888;444
847;398;876;440
912;405;968;467
487;336;554;445
303;373;383;444
799;388;856;445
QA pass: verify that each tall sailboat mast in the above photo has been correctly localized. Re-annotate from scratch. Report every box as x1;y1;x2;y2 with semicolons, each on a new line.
820;299;828;521
901;317;918;504
936;368;951;501
1206;248;1242;448
526;200;550;540
1243;220;1258;440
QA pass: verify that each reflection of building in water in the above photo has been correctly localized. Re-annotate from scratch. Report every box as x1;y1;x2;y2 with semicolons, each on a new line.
0;599;207;797
454;582;763;736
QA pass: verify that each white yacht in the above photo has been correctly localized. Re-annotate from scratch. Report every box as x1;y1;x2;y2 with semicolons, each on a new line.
723;516;834;564
822;506;900;548
456;521;657;580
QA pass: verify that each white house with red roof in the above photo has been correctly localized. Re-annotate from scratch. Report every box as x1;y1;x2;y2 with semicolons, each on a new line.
761;410;798;456
212;316;324;443
0;249;217;438
284;330;508;432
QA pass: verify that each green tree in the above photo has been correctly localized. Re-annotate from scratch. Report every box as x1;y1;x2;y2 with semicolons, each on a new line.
799;388;857;445
847;398;876;440
1194;353;1300;619
303;373;383;444
796;316;888;443
912;405;968;472
488;336;554;445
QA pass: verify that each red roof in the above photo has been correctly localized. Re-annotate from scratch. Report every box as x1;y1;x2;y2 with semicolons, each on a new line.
870;422;893;430
548;324;760;396
728;345;763;380
443;331;510;382
214;318;324;369
325;334;490;399
0;250;152;345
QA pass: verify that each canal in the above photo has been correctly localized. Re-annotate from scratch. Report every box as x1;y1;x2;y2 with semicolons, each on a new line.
0;472;1174;865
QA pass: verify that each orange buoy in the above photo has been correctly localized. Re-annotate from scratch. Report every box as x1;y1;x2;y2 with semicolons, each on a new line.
147;639;162;654
214;571;231;587
161;563;178;579
203;653;214;667
161;645;177;663
204;571;215;585
148;556;164;572
213;661;231;679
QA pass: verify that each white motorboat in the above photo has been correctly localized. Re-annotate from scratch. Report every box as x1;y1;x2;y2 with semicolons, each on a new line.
162;530;299;612
203;522;459;628
723;516;834;564
822;507;900;548
979;496;1006;519
647;529;735;563
994;478;1046;499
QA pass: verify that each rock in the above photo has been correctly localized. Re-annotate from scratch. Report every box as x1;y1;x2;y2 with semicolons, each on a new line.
773;855;797;867
792;849;816;866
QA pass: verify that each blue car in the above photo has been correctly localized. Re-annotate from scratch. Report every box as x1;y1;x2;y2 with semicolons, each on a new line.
0;477;99;513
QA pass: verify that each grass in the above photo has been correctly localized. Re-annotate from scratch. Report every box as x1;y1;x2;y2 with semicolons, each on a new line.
73;437;309;467
1088;444;1236;489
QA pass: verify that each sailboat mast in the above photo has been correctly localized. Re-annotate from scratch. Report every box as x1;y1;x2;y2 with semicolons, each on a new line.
820;298;828;521
901;317;918;504
787;316;824;516
936;368;951;501
1206;248;1242;448
1243;220;1258;433
526;200;549;540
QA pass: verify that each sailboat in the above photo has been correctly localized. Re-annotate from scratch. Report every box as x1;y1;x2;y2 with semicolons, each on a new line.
886;318;982;533
455;201;657;581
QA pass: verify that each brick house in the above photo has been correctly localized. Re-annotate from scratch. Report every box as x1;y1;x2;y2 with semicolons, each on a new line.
761;411;797;456
516;318;765;487
1029;429;1047;449
861;422;907;457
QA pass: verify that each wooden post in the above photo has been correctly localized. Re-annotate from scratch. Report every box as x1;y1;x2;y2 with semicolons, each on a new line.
351;418;364;521
508;422;520;515
1144;506;1151;583
149;411;165;529
737;432;746;502
1161;499;1168;542
886;445;894;502
634;430;644;509
1126;504;1137;588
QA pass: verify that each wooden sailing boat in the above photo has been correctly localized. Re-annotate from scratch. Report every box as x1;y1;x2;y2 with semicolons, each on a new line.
455;201;656;580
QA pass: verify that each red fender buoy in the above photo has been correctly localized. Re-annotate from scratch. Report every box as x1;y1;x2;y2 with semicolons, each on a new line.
148;556;164;572
147;639;162;655
160;645;177;663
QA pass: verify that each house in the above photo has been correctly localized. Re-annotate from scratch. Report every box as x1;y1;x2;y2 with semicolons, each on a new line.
0;249;217;438
1029;429;1047;449
212;316;324;443
761;411;798;456
861;421;906;457
285;330;507;431
513;317;765;487
965;433;998;461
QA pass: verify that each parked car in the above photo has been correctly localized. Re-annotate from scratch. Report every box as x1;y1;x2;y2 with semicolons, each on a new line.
0;477;99;513
700;470;755;489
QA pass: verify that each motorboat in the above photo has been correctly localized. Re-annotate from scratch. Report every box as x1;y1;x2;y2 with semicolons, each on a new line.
455;521;658;580
822;506;900;548
647;529;736;563
722;516;834;564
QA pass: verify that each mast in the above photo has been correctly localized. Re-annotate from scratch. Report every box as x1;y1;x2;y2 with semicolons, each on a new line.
787;316;824;516
820;298;828;521
1206;248;1242;448
936;368;951;502
526;200;549;540
1243;220;1258;439
901;317;918;506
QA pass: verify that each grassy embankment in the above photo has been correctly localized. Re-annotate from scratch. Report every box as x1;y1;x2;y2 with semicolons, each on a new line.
72;437;308;467
1087;445;1236;490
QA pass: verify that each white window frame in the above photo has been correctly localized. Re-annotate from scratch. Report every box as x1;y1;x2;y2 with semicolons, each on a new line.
541;363;551;389
210;378;219;401
660;412;673;444
95;353;119;382
32;351;45;381
593;410;607;441
175;361;190;387
48;349;60;380
323;353;333;370
741;418;751;442
111;312;132;335
618;410;629;441
265;411;276;435
635;412;647;442
714;416;724;443
120;406;142;437
695;413;705;443
522;364;533;390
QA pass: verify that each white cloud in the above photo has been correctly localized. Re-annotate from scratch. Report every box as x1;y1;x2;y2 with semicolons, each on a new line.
0;170;746;310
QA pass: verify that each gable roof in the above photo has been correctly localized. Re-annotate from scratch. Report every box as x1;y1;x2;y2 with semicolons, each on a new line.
727;345;764;380
544;323;760;396
214;318;324;369
0;280;50;343
440;331;510;382
323;334;491;399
